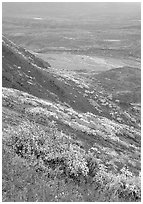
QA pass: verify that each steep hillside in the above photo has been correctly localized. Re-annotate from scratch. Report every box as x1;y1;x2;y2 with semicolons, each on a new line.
2;36;140;128
2;37;141;202
2;36;101;115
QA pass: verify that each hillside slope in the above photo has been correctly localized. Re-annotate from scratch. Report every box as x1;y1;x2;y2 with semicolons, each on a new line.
2;36;101;115
93;67;141;103
2;36;141;127
2;37;141;202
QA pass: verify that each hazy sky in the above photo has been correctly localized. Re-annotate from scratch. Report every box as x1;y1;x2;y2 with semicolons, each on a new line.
3;2;141;20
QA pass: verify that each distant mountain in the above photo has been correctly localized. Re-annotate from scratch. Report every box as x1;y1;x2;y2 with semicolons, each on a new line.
3;2;140;20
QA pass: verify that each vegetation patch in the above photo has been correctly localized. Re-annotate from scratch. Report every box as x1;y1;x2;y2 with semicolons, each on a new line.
3;119;141;202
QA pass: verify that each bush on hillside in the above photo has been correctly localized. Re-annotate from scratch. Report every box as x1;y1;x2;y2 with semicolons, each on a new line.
3;120;141;202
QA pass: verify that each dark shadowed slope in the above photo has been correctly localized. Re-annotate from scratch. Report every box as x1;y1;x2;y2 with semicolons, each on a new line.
93;67;141;103
2;36;101;115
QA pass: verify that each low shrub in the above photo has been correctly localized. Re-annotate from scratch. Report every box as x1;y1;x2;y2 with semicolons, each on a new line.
3;120;141;201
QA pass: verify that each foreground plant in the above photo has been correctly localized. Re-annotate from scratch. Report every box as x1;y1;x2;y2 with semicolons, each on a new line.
3;120;141;202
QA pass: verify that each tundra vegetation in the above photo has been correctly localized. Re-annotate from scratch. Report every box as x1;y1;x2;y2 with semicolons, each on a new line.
2;88;141;202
